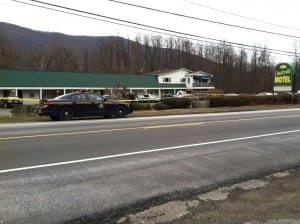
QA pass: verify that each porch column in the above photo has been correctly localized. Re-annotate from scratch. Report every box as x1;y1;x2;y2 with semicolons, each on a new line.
158;89;161;98
40;89;43;100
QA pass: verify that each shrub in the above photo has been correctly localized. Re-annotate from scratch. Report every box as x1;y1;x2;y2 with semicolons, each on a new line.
11;105;39;116
153;103;170;110
132;103;152;111
161;98;192;109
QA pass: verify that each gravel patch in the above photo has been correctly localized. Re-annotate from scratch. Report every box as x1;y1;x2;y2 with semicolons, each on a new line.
198;188;230;201
118;201;188;224
244;219;300;224
267;171;291;179
0;109;11;117
232;179;268;190
115;169;300;224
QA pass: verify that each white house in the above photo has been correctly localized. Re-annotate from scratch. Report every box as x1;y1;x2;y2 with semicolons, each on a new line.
156;68;191;85
148;68;215;94
185;71;214;89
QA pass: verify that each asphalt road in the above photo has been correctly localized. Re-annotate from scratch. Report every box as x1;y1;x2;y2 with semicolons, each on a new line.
1;109;300;224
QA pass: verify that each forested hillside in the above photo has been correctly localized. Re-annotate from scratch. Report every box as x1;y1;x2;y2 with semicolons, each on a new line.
1;22;299;93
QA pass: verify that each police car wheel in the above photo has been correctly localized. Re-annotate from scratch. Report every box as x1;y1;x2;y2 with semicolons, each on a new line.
50;115;59;121
58;107;74;121
114;106;126;118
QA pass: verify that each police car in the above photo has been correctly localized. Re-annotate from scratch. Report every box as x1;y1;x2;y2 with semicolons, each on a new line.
38;92;133;121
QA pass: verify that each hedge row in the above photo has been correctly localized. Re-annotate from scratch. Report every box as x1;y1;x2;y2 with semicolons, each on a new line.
161;98;192;109
132;103;152;111
132;98;192;110
133;95;297;110
209;95;298;107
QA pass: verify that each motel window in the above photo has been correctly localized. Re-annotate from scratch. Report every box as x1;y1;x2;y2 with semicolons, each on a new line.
29;91;35;98
163;77;171;83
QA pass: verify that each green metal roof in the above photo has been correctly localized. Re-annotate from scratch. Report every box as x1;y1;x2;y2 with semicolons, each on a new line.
0;70;185;88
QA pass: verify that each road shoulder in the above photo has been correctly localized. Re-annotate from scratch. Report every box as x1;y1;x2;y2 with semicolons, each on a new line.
116;168;300;224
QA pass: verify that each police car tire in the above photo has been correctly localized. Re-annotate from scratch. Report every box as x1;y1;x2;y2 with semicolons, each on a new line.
114;106;126;118
58;107;74;121
50;115;59;121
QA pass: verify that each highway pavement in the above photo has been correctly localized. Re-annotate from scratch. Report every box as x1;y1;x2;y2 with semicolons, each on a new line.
1;109;300;223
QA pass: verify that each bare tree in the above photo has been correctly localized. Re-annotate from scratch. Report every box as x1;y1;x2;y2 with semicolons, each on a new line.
1;25;277;93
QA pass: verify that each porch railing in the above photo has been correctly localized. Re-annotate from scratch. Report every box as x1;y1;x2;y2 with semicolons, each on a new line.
192;82;214;87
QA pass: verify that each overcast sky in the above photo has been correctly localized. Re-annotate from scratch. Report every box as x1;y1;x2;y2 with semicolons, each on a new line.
1;0;300;63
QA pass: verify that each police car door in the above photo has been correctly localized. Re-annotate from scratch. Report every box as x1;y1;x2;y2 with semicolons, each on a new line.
71;93;94;116
87;93;105;115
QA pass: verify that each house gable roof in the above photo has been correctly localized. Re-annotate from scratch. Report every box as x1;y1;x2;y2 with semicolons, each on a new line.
0;70;185;89
188;70;214;77
143;68;193;76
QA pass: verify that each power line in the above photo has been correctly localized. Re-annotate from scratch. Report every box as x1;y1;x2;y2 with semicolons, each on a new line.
11;0;300;57
11;0;156;35
107;0;300;39
273;0;300;7
182;0;300;32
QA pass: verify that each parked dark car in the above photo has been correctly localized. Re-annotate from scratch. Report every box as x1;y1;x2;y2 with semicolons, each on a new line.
38;92;133;121
0;96;23;108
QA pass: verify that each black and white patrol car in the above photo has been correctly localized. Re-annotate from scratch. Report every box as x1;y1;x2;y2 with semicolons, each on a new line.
38;92;133;121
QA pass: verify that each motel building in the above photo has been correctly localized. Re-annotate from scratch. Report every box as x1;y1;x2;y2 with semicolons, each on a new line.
0;68;214;104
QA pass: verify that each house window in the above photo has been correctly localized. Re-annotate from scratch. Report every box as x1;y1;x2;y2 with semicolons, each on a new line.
29;91;35;98
188;78;190;84
180;78;186;83
163;77;171;83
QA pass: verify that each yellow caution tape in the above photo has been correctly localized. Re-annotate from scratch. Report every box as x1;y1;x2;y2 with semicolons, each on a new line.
0;97;39;102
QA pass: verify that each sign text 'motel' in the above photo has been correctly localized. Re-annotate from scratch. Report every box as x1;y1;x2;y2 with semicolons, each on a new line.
273;63;295;92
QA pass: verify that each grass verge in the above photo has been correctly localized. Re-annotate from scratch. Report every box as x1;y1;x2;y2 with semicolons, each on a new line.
129;104;300;117
0;104;300;123
0;115;50;123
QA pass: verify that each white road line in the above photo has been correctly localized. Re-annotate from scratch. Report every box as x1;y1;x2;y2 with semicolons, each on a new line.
1;129;300;174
